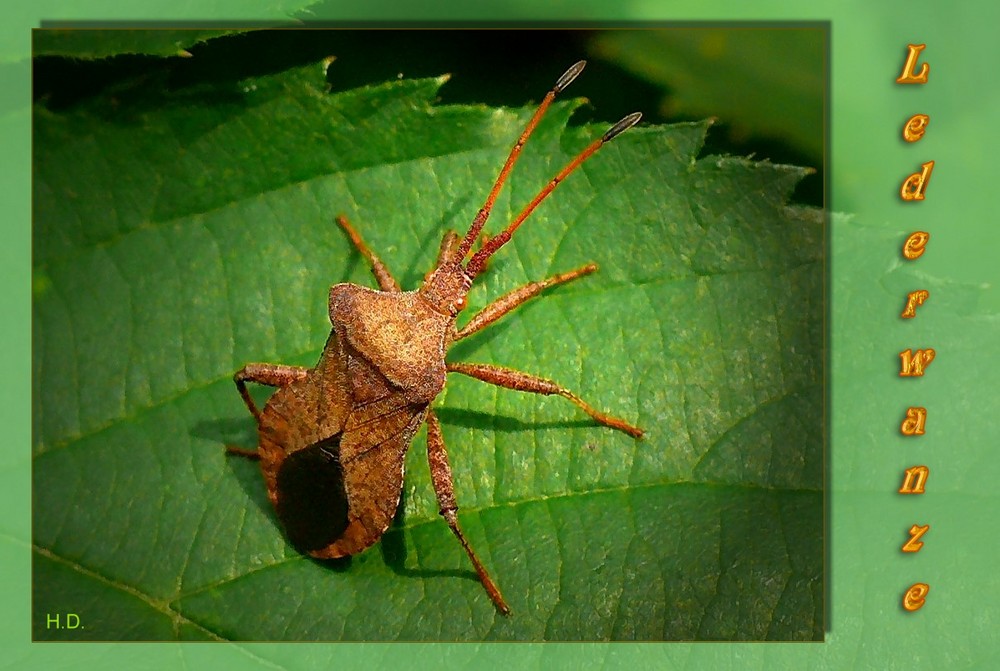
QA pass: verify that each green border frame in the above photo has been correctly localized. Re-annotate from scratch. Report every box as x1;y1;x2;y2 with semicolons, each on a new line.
11;1;998;668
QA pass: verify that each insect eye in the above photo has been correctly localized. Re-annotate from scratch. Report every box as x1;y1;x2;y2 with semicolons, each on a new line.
454;296;467;311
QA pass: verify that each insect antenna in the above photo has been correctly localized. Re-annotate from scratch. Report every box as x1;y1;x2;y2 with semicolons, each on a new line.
455;60;587;263
465;110;642;279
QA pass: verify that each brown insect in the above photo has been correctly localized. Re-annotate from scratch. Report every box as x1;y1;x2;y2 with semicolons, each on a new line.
228;61;644;615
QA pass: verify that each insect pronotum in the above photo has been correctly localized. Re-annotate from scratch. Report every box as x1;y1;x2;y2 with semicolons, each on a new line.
228;60;644;615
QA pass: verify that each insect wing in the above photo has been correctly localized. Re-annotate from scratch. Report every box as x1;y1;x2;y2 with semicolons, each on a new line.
255;327;423;558
311;326;428;558
316;396;425;557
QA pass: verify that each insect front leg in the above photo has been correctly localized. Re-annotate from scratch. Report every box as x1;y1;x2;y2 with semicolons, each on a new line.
335;214;401;292
436;229;491;268
436;230;461;267
425;408;511;615
454;263;598;341
228;363;310;458
446;362;644;439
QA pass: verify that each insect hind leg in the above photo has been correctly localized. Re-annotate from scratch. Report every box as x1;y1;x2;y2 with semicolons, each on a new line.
425;409;511;615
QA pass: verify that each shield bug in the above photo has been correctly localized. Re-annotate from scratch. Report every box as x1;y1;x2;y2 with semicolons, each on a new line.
228;60;644;615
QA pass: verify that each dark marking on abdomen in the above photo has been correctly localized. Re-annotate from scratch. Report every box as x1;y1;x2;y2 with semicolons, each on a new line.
275;433;349;552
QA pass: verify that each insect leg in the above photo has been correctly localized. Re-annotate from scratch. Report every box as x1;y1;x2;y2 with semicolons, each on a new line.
335;214;401;292
436;231;461;267
454;264;598;341
446;362;644;439
228;363;310;458
425;408;511;616
437;230;491;268
233;363;310;422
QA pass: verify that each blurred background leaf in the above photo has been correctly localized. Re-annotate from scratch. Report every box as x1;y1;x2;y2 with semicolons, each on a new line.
592;29;824;165
32;29;245;59
32;29;823;641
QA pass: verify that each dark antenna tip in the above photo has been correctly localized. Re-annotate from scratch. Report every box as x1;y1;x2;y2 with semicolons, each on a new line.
602;112;643;142
554;60;587;93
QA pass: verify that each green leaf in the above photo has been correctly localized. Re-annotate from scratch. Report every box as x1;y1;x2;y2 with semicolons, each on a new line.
33;50;822;641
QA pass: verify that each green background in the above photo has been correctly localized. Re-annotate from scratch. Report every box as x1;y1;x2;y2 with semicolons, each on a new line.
8;0;1000;669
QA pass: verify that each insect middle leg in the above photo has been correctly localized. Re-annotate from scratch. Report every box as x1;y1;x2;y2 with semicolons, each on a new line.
425;408;511;615
455;263;598;341
228;363;310;458
335;214;401;292
446;362;644;439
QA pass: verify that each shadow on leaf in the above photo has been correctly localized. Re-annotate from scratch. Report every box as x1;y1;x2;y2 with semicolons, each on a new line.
435;407;600;433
